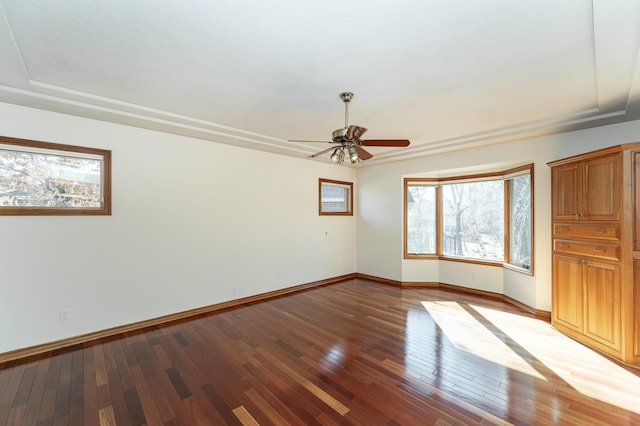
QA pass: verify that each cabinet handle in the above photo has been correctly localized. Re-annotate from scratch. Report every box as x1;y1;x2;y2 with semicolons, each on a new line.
558;227;569;232
593;229;607;234
593;248;606;253
558;244;570;249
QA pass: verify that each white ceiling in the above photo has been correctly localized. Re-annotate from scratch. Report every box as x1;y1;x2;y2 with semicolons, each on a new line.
1;1;640;165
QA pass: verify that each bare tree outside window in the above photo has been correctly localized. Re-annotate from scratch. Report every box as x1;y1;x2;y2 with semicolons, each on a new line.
442;180;504;261
406;184;436;254
508;174;532;269
0;136;111;215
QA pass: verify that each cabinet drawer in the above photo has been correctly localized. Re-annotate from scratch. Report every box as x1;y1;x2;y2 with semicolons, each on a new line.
553;239;620;261
553;223;620;241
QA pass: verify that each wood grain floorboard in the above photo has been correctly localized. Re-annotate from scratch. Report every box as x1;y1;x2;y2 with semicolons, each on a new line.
1;278;640;425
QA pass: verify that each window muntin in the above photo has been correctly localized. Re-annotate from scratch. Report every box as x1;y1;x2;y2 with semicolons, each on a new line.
406;183;437;255
319;178;353;215
442;180;504;261
0;136;111;215
404;164;533;274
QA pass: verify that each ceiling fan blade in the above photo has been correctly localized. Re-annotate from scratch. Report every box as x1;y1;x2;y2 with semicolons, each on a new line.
345;125;368;141
309;146;338;158
361;139;410;147
289;139;333;143
354;145;373;161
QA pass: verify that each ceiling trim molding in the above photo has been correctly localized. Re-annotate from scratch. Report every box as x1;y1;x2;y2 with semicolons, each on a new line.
0;83;311;153
0;0;29;80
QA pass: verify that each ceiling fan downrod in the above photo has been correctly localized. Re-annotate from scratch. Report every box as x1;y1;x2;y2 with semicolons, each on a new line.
340;92;353;129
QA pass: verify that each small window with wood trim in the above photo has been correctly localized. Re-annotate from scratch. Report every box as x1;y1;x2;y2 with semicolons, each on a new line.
319;178;353;215
0;136;111;215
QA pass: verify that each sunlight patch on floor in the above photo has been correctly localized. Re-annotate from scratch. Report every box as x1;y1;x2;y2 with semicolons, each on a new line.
420;300;545;380
469;304;640;415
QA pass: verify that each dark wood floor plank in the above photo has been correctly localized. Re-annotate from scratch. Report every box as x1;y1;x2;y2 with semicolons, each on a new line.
50;351;74;426
0;365;25;426
20;358;51;426
2;279;640;425
242;363;322;425
139;361;179;423
0;368;12;403
146;357;202;425
80;347;100;426
105;369;131;426
66;349;85;425
11;365;36;408
35;387;57;425
7;404;27;426
126;364;164;425
164;367;191;400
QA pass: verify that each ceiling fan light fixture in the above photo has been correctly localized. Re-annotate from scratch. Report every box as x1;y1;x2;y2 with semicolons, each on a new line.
348;146;358;163
330;147;342;163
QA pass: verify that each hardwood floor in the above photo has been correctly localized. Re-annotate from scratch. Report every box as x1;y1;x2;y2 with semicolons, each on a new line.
1;279;639;425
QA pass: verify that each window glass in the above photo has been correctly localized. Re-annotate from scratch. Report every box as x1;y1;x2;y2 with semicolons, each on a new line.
406;184;436;254
441;180;504;261
508;173;532;269
0;136;111;215
319;179;352;215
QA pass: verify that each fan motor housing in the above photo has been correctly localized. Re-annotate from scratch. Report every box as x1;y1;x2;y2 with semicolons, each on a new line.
332;127;348;143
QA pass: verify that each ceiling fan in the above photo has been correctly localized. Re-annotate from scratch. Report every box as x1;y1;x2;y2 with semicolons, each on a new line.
290;92;410;164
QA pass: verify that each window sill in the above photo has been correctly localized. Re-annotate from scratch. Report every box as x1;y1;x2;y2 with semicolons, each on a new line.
404;255;534;275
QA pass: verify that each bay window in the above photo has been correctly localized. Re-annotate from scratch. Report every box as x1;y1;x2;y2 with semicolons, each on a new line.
404;164;533;273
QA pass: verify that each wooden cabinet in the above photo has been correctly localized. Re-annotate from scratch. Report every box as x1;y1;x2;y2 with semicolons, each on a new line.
552;254;621;353
635;260;640;363
551;153;620;221
549;145;638;366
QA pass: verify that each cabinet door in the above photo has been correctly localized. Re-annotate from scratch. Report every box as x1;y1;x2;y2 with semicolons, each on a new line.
583;154;621;221
583;260;621;351
552;163;581;221
635;260;640;361
553;254;583;331
634;152;640;251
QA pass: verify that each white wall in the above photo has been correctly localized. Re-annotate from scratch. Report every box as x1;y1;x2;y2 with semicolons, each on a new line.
0;102;356;354
356;119;640;311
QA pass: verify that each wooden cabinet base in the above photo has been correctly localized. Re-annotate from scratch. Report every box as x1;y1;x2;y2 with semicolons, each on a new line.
552;321;624;362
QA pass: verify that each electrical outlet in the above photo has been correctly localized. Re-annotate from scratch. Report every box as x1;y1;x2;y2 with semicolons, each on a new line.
59;308;70;321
